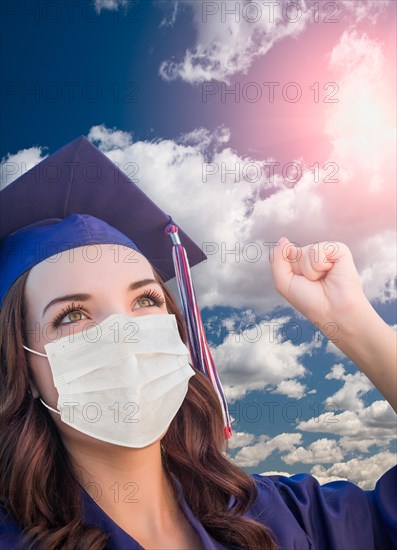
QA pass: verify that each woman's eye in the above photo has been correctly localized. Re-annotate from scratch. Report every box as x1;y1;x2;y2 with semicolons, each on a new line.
66;311;85;322
59;310;87;325
135;297;157;308
134;291;166;309
137;298;152;307
51;305;88;328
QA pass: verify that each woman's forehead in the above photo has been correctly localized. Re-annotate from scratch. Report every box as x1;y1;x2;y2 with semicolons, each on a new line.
24;245;154;303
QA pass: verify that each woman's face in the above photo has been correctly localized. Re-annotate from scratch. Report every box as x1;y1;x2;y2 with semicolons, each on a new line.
23;243;169;446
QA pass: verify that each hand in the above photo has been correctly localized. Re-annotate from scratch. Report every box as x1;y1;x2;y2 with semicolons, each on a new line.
270;237;397;411
269;237;368;329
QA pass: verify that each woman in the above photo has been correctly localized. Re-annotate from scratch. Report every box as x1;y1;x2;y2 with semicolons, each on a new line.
0;137;396;549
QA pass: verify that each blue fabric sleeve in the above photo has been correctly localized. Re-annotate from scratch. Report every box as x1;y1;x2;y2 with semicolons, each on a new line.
249;464;397;550
0;499;27;549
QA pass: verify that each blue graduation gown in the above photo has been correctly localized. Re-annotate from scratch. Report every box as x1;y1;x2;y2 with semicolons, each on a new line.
1;465;396;549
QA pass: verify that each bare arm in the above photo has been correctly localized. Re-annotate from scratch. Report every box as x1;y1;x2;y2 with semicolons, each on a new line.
331;298;397;412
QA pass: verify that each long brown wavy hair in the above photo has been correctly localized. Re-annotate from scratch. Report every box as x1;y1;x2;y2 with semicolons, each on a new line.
0;266;278;550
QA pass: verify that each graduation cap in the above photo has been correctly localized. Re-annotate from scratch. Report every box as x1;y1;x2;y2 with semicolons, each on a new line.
0;136;232;439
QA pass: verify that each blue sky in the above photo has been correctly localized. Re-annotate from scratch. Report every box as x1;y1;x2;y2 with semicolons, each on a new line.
1;0;396;488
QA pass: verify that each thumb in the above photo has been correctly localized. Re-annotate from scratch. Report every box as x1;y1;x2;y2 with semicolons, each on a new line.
270;237;293;296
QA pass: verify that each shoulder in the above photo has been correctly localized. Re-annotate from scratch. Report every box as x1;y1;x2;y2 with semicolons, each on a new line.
246;465;397;550
0;498;28;549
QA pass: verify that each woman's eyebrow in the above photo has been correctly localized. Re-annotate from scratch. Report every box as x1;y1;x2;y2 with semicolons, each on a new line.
42;278;161;318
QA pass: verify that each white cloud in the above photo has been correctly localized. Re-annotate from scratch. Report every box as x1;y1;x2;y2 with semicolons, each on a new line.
339;1;390;24
324;363;375;411
325;340;348;358
210;315;314;402
357;233;397;303
88;125;133;150
159;0;311;84
319;30;397;304
273;379;307;399
325;363;345;380
177;125;231;155
282;437;345;465
321;30;396;235
310;451;396;490
157;0;179;28
226;430;256;450
260;452;395;489
0;147;47;191
259;470;292;477
94;0;129;14
158;0;391;84
231;432;302;467
205;309;259;340
297;400;397;453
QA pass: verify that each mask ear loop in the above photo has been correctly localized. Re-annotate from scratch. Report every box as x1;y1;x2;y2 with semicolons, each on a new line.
22;345;60;414
22;344;47;357
39;398;61;415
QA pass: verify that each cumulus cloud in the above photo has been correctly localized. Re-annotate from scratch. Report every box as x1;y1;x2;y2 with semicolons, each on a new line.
297;400;397;453
282;437;345;465
231;432;302;467
325;340;350;359
158;0;391;84
226;430;256;450
88;125;133;150
0;146;47;190
260;452;395;489
259;470;292;477
94;0;129;14
244;440;394;488
339;0;390;24
324;363;375;411
159;0;311;84
210;314;315;402
272;379;308;400
310;451;396;490
156;0;179;28
320;31;396;264
358;233;397;302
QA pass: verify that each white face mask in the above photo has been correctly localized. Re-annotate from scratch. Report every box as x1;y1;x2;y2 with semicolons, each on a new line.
23;313;195;448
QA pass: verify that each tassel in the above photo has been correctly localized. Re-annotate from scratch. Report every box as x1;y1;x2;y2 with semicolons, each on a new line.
165;223;233;440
